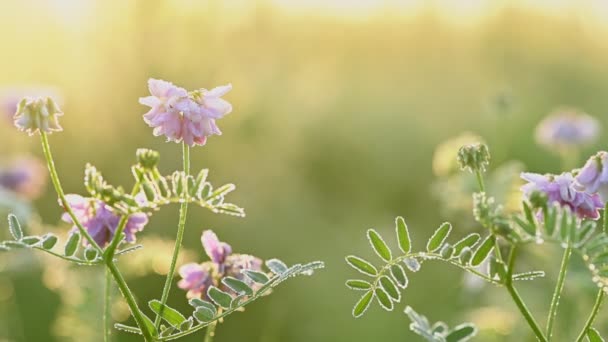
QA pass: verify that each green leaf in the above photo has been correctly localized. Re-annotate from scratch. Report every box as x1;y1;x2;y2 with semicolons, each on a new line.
367;229;392;261
41;234;58;250
459;247;473;265
266;258;288;274
188;298;217;315
207;286;233;309
3;241;25;248
84;246;98;261
193;169;209;197
427;222;452;252
208;183;236;200
8;214;22;240
179;317;193;331
193;306;215;323
64;232;81;257
160;325;175;338
222;277;253;296
352;290;374;318
375;287;393;311
346;255;378;276
577;221;597;246
440;244;454;259
545;204;558;236
446;323;478;342
453;233;481;256
345;279;372;290
522;201;537;235
231;294;246;309
21;236;40;246
513;215;535;236
148;300;186;327
379;276;400;301
242;270;269;284
587;328;605;342
141;313;158;338
395;216;411;254
471;235;495;267
390;264;408;288
114;324;142;335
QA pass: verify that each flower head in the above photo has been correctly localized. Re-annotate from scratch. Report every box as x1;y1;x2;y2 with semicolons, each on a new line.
432;132;484;177
140;79;232;147
457;143;491;173
535;108;600;151
521;172;603;219
14;96;63;135
0;157;47;200
574;151;608;202
178;230;263;299
61;194;148;246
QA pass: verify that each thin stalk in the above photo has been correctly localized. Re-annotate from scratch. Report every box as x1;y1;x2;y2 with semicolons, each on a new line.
104;268;112;342
575;290;605;342
505;246;548;342
475;170;485;193
545;246;572;340
203;320;218;342
107;261;155;341
40;132;103;253
154;142;190;329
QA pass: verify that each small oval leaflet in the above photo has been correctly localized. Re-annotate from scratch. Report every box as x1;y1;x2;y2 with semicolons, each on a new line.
188;298;217;315
367;229;392;261
193;306;215;323
345;255;378;276
64;232;81;257
222;277;254;296
242;270;270;284
390;264;408;288
207;286;233;309
375;287;393;311
41;234;58;250
352;290;374;318
445;323;478;342
427;222;452;253
395;216;411;254
21;236;41;246
453;233;480;256
345;279;371;290
149;299;186;327
266;258;288;275
544;204;558;236
471;235;495;267
8;214;23;240
84;246;98;261
379;276;400;301
179;317;194;331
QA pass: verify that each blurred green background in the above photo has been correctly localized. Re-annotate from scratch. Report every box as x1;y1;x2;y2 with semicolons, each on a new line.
1;0;608;341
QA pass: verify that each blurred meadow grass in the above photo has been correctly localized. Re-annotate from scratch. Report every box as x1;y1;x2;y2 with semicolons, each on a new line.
1;0;608;341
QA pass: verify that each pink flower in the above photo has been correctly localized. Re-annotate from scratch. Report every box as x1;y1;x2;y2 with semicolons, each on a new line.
178;262;215;299
61;194;149;246
139;79;232;147
574;151;608;202
201;230;232;265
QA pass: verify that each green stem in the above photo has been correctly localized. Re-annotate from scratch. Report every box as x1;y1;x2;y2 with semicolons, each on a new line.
475;170;485;192
104;268;112;342
40;132;103;253
575;290;605;342
505;246;548;342
545;246;572;340
203;320;218;342
107;261;155;341
154;143;190;329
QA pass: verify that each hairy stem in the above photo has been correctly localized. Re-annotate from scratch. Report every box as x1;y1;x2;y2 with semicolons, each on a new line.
104;268;112;342
575;290;605;342
505;246;548;342
40;132;103;253
475;170;485;193
203;319;218;342
545;246;571;340
107;261;154;341
155;142;190;329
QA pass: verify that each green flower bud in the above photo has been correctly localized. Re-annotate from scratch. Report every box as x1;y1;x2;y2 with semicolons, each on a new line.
14;97;63;135
457;143;490;173
136;148;160;169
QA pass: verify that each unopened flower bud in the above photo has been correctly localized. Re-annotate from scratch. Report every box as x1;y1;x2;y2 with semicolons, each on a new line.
457;143;490;173
13;96;63;135
136;148;160;169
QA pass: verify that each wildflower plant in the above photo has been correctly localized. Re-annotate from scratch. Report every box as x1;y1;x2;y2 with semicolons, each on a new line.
0;79;324;341
345;142;608;341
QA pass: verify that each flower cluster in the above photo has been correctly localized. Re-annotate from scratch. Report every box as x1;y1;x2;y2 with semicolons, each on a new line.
62;194;149;247
535;108;600;151
140;79;233;147
457;142;490;173
13;96;63;135
520;172;603;219
178;230;263;299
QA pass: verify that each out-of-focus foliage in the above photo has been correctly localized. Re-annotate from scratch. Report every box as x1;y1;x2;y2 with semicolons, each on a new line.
2;0;608;341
